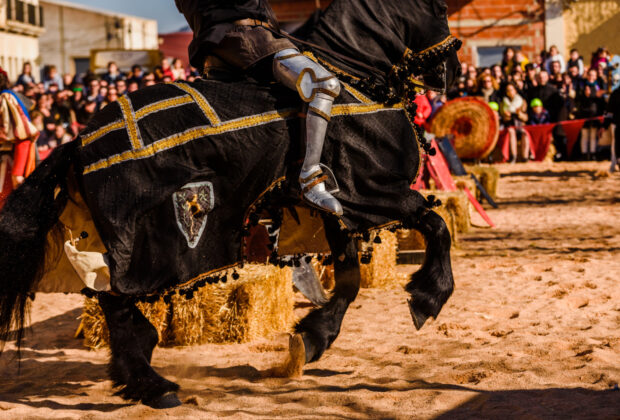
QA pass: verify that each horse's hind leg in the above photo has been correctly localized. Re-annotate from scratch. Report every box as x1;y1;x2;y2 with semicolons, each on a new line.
293;219;361;367
98;294;181;408
405;210;454;330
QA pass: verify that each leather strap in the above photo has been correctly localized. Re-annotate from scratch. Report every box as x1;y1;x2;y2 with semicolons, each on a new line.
300;168;323;184
233;18;271;27
302;175;328;194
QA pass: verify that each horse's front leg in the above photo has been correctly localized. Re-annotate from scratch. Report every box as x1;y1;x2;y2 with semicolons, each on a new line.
98;293;181;408
274;218;361;377
405;209;454;329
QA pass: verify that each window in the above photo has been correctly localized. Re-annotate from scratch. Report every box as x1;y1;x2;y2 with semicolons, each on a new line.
74;58;91;79
39;6;44;27
27;3;36;25
15;0;24;22
477;46;521;68
6;0;13;21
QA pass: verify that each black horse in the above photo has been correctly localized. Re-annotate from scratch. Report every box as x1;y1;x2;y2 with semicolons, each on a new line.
0;0;460;408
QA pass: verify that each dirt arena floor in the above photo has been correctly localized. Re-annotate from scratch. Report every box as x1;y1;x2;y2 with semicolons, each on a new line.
1;161;619;419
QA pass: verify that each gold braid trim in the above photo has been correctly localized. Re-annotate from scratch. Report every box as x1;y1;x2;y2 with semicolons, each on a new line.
118;95;142;150
81;121;125;146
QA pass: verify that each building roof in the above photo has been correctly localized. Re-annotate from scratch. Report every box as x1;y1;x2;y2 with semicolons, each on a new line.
39;0;156;23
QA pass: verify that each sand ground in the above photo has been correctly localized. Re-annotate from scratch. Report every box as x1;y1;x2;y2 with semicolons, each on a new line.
1;161;619;419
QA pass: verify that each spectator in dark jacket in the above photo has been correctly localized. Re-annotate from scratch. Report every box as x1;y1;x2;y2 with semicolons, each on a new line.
577;85;605;159
529;98;551;125
102;62;124;85
527;71;563;122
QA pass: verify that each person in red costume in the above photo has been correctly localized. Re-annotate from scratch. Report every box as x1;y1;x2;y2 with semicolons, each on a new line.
0;67;38;209
413;93;432;127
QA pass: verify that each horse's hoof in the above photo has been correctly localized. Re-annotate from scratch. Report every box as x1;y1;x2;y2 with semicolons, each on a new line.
264;333;306;378
145;392;182;409
408;298;430;331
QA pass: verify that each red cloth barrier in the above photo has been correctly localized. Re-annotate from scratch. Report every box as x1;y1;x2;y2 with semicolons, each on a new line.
496;128;535;162
524;123;555;162
494;117;604;162
564;119;587;157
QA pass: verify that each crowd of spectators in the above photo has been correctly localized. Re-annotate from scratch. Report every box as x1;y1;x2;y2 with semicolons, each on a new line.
415;45;619;161
6;46;620;162
9;58;200;155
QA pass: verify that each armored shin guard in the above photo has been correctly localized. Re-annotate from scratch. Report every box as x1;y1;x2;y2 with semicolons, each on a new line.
273;49;343;216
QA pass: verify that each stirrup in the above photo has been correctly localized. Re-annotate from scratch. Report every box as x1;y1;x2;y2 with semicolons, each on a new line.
299;168;343;216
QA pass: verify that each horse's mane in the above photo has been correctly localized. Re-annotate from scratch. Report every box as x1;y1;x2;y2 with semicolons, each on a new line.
306;0;451;84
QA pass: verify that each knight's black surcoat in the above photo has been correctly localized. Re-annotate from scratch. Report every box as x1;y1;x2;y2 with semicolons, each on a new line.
175;0;278;69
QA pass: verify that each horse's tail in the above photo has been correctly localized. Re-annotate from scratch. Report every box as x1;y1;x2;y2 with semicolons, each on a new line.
0;141;77;356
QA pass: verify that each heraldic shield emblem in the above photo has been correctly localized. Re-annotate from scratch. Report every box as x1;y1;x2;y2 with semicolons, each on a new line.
172;181;215;249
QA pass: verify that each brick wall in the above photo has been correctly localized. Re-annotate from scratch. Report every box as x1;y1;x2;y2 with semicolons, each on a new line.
447;0;545;66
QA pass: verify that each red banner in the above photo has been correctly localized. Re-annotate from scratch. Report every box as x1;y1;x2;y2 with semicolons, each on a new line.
497;117;604;162
524;123;555;161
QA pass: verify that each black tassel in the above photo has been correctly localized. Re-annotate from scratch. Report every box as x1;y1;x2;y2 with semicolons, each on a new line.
374;235;382;244
232;271;240;280
81;288;96;299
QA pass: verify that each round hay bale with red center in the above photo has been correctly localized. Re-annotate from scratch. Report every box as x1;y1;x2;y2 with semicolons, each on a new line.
430;97;500;160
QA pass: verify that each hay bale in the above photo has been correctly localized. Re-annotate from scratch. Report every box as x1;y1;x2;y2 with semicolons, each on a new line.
81;265;294;349
172;265;294;345
465;165;499;201
311;259;335;291
359;230;398;289
453;175;477;197
434;205;458;244
82;297;169;350
421;190;470;234
397;229;425;251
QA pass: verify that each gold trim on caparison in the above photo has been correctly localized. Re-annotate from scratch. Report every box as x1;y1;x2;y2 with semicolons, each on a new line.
331;102;403;117
173;82;221;126
343;83;374;104
135;95;194;119
83;108;298;175
81;120;125;146
118;95;143;150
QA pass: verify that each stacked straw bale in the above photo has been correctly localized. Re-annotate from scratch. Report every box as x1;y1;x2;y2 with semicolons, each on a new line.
359;230;399;288
311;259;335;291
464;165;499;201
453;175;477;197
82;265;294;349
82;297;170;350
397;190;464;252
421;189;469;235
397;229;426;251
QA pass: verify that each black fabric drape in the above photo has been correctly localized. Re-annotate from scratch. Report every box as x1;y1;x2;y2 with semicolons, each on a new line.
76;79;422;295
305;0;452;86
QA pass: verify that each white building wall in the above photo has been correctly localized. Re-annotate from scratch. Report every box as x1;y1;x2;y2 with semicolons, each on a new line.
39;0;158;75
0;32;40;80
544;0;567;56
0;0;43;83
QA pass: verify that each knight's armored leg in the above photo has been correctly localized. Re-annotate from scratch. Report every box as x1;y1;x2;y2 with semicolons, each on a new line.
273;49;343;216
